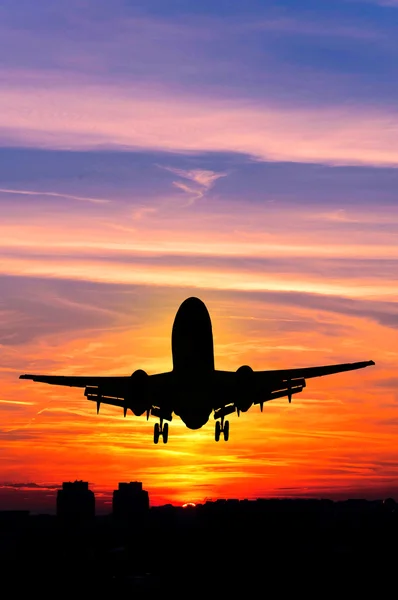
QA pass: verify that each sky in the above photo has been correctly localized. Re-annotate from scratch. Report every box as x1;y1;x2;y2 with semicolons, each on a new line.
1;0;398;513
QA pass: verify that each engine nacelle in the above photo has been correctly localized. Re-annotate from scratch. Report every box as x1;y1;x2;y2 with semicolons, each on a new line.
234;365;254;412
128;369;151;416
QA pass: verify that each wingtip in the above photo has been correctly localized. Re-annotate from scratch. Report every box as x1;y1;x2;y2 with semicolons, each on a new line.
369;360;375;366
19;374;30;379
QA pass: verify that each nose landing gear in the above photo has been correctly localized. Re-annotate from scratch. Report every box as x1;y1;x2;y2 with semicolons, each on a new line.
215;416;229;442
154;420;169;444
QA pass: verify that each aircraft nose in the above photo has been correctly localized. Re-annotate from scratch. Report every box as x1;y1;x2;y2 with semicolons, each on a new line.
179;297;206;311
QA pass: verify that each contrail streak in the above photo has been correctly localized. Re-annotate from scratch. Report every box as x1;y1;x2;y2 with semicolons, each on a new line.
0;187;109;204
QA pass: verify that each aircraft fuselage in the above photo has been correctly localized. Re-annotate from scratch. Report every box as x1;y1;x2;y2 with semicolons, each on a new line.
171;297;215;429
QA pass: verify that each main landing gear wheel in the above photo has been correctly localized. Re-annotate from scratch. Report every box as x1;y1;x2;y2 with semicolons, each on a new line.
215;418;230;442
154;422;160;444
154;420;169;444
215;420;221;442
224;420;229;441
162;422;169;443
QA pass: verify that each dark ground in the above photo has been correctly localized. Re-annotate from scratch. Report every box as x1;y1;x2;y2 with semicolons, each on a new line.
1;499;396;596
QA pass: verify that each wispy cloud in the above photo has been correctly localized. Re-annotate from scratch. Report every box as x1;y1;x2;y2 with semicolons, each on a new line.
0;187;109;205
0;400;35;406
159;166;227;205
0;482;60;490
164;167;227;188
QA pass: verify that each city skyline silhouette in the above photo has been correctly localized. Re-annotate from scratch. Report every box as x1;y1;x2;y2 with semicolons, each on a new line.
1;480;397;594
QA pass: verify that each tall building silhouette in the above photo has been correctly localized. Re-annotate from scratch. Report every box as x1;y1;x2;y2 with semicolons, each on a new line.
56;480;95;522
112;481;149;520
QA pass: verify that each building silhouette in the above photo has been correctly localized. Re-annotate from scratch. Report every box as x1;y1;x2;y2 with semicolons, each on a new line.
112;481;149;520
56;480;95;522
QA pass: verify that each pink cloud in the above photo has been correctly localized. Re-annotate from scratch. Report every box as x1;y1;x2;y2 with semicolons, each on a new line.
2;73;398;166
1;252;398;299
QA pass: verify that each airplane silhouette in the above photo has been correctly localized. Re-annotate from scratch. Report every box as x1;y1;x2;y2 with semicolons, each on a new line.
20;297;375;444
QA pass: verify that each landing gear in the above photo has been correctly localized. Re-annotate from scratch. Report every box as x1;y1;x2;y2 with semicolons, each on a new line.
224;420;229;441
215;420;221;442
215;417;229;442
154;420;169;444
154;423;160;444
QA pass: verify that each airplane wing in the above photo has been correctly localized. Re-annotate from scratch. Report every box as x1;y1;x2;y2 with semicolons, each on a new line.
19;371;173;418
256;360;375;382
19;374;127;388
213;360;375;412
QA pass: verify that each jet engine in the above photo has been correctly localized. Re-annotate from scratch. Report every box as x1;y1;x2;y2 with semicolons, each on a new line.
234;365;254;413
127;369;151;416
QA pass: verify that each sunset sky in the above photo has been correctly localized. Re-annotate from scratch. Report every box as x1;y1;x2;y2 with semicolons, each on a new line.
1;0;398;513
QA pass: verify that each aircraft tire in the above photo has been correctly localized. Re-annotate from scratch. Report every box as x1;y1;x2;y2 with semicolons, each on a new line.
224;420;229;441
163;422;169;444
154;422;160;444
215;421;221;442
